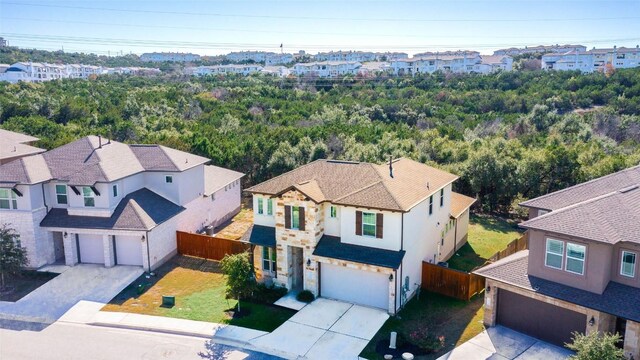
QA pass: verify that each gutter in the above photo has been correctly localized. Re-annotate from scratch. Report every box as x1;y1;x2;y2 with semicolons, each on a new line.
41;183;49;213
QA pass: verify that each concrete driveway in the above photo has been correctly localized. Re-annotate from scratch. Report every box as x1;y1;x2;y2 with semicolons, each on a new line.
251;298;389;359
0;264;142;324
437;326;574;360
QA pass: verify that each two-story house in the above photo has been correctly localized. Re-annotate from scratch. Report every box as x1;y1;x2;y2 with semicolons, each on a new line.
475;165;640;359
0;135;244;271
244;158;475;314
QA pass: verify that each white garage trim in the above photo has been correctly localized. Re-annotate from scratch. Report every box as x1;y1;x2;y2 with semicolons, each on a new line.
77;234;104;264
320;262;389;310
114;235;144;266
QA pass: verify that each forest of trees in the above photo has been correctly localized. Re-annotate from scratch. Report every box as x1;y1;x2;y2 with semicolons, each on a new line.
1;68;640;216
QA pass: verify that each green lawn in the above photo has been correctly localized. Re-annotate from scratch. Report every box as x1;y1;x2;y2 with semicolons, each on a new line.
447;214;524;272
360;292;485;360
103;255;294;332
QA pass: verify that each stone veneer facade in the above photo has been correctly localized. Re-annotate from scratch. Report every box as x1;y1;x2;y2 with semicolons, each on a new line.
3;208;54;268
484;279;640;359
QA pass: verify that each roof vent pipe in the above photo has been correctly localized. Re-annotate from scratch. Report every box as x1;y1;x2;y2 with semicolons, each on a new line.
389;155;394;178
98;135;102;148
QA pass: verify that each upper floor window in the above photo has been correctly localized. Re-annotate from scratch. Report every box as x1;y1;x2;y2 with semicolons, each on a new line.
257;198;264;215
267;198;273;216
429;195;433;215
112;184;118;197
362;212;377;237
291;206;301;229
82;187;95;207
330;206;337;218
355;211;383;238
56;184;67;205
165;175;173;184
0;188;17;209
440;189;444;207
545;239;564;270
566;243;586;275
621;251;637;278
285;205;305;231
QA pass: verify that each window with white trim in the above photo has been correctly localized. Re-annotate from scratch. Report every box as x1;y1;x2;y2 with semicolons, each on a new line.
0;188;17;209
565;243;586;275
545;238;564;269
621;251;637;278
257;198;264;215
291;206;301;230
362;212;376;237
429;195;433;215
112;184;118;197
82;187;95;207
440;189;444;207
56;184;67;205
330;206;337;218
165;175;173;184
267;198;273;216
262;246;277;274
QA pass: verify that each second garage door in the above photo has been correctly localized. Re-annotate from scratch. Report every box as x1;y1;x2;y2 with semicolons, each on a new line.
320;263;389;310
115;235;144;266
78;234;104;264
497;289;586;347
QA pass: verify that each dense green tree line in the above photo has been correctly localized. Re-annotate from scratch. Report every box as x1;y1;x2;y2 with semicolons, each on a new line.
1;69;639;215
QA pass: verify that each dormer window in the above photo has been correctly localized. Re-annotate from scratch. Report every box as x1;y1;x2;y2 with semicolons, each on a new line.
56;184;68;205
165;175;173;184
82;187;95;207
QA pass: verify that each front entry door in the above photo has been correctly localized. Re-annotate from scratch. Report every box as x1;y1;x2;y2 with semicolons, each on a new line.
291;246;304;290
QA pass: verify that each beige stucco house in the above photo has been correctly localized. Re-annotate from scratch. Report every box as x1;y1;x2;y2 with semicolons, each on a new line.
475;165;640;359
245;158;475;314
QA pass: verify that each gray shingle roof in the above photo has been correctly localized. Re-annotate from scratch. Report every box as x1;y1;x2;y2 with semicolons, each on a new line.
313;235;405;269
40;188;185;231
246;158;458;212
474;251;640;322
520;185;640;245
244;225;276;247
520;165;640;211
0;129;45;163
204;165;245;196
0;136;210;186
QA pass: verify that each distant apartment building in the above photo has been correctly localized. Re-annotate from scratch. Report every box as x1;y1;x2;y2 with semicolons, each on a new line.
225;51;294;65
65;64;104;79
140;52;200;62
542;45;640;72
0;62;67;83
391;53;512;76
0;37;7;47
315;51;378;63
493;44;587;56
195;64;263;76
292;61;362;78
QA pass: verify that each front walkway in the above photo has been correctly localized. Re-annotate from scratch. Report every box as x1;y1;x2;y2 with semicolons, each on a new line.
437;325;574;360
251;298;389;359
0;264;142;324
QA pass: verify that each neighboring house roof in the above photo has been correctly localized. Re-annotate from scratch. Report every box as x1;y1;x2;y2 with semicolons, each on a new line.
450;192;476;218
204;165;245;196
520;185;640;245
244;225;276;247
519;165;640;211
474;250;640;323
40;188;185;231
246;158;459;212
0;136;210;186
0;129;45;162
313;235;405;269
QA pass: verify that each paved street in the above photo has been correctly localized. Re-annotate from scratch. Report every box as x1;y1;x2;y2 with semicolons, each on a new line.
0;321;282;360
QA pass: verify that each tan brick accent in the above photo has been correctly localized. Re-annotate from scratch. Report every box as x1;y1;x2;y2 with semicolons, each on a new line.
624;320;640;360
483;279;499;326
585;308;616;336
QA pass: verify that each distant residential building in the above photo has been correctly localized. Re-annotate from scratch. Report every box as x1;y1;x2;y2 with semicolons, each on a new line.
0;37;7;47
140;52;200;62
391;52;512;76
293;61;362;78
261;66;291;77
195;64;263;76
0;64;10;73
0;129;45;165
106;67;162;76
315;51;378;62
0;62;67;83
66;64;105;79
542;45;640;72
225;51;294;65
357;62;391;76
493;44;587;56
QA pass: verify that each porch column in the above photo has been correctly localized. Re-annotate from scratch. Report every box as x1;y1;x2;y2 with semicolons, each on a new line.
103;235;115;268
585;309;616;336
63;232;78;266
624;320;640;360
483;279;498;327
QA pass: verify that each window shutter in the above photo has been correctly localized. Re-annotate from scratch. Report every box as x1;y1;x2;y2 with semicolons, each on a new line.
284;206;291;229
355;211;362;235
376;213;384;239
299;207;306;231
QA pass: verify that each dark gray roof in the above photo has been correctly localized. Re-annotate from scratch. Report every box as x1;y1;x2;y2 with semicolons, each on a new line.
475;251;640;322
520;185;640;245
313;235;405;269
40;188;185;231
520;165;640;211
244;225;276;247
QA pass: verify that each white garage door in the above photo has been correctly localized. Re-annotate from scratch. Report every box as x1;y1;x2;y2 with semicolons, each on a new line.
115;235;144;266
320;263;389;310
78;234;104;264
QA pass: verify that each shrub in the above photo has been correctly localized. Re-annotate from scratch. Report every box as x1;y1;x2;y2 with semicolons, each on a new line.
567;331;624;360
296;290;315;303
249;282;288;304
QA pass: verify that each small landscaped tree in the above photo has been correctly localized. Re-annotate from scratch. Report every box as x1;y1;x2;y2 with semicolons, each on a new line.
0;225;28;290
566;331;624;360
220;252;255;313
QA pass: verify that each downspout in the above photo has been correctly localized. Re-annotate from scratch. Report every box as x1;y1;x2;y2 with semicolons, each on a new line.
145;230;151;273
399;212;404;310
453;216;458;253
41;183;49;213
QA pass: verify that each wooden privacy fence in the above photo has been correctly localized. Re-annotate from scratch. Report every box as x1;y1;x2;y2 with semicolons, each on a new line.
176;231;250;261
421;262;486;301
487;232;528;263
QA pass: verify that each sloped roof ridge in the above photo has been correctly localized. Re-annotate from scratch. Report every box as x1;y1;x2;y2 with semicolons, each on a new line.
522;190;619;227
156;145;181;171
474;250;529;275
520;165;640;209
128;199;156;229
246;159;331;193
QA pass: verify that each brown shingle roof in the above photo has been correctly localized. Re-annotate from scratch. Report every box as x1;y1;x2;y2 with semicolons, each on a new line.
246;158;458;212
451;192;476;218
0;129;45;162
520;165;640;211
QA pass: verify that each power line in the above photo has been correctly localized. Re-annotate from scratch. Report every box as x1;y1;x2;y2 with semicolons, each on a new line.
4;2;640;23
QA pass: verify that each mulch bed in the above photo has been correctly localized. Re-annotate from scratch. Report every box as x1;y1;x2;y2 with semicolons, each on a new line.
0;271;58;302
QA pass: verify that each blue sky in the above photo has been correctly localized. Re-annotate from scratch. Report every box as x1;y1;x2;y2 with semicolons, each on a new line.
1;0;639;56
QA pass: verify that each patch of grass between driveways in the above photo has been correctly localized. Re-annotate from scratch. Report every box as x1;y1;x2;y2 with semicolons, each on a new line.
0;271;58;302
361;292;485;360
447;213;524;272
102;255;294;332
